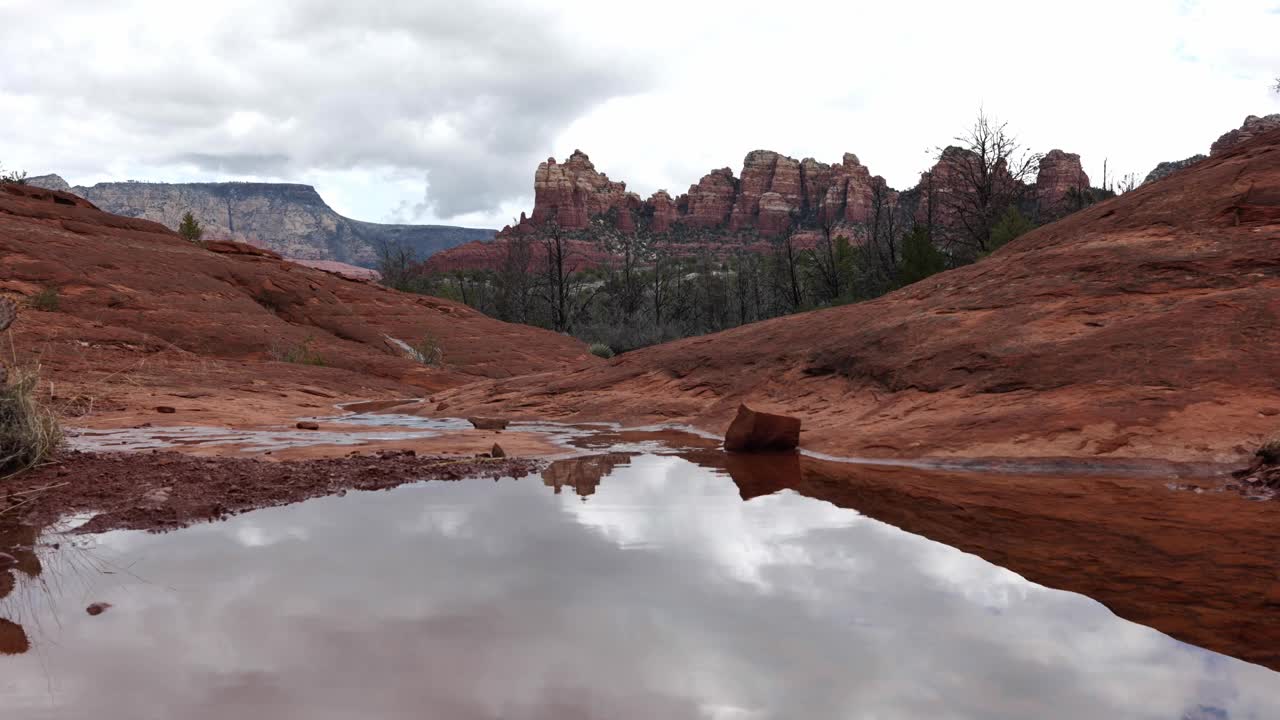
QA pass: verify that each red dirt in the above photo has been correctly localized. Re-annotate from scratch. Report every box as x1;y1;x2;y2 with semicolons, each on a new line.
419;129;1280;464
3;450;539;534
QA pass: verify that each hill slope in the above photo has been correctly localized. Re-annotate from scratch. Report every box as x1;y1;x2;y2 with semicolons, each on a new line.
425;129;1280;462
0;183;590;424
29;178;494;267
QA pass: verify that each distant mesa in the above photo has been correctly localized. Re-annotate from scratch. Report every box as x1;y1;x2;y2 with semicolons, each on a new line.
21;177;494;269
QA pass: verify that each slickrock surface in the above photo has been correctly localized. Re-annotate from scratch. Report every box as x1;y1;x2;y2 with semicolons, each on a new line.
0;182;593;425
419;129;1280;464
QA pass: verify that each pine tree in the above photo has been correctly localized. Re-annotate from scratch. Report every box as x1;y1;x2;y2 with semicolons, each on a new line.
897;227;946;287
177;212;204;244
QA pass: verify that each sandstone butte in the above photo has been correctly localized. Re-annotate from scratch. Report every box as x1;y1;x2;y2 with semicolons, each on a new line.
424;144;1091;274
419;127;1280;465
0;182;595;428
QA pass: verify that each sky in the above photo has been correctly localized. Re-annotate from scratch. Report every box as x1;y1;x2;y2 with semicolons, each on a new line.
1;0;1278;230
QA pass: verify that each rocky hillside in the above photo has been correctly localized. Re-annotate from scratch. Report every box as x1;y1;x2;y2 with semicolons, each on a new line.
0;181;591;423
426;145;1091;273
1142;114;1280;185
23;177;494;267
421;127;1280;463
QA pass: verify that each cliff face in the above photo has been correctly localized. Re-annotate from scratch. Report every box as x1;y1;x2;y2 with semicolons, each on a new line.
66;181;494;267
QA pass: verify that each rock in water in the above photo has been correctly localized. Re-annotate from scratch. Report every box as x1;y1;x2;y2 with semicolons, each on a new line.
723;404;801;452
490;443;506;458
468;417;509;431
85;602;112;616
296;421;320;431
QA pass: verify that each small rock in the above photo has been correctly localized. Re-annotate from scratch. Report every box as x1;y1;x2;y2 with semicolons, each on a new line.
723;404;801;453
86;602;112;616
155;406;176;414
1260;407;1280;417
468;417;509;431
296;421;320;431
490;443;506;458
141;487;171;507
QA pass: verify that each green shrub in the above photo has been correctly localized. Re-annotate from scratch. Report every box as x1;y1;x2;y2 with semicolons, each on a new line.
29;287;59;312
177;211;204;245
588;342;615;359
896;227;946;287
412;333;444;367
988;206;1036;252
269;338;326;366
0;367;62;475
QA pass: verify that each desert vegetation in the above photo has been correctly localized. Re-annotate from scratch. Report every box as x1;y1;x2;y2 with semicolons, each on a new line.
28;287;59;312
269;337;326;366
177;211;205;245
0;162;27;185
0;298;61;476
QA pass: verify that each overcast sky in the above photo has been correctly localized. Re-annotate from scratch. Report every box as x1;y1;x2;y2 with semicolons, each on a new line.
2;0;1278;229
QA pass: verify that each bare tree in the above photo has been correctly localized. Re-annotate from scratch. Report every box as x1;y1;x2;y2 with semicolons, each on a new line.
867;179;900;283
534;219;600;333
808;218;842;303
932;109;1041;257
495;233;533;323
375;239;417;291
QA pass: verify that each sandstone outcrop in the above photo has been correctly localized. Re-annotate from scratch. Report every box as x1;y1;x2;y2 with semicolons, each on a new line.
64;181;493;267
0;181;593;419
1035;149;1090;214
1143;155;1208;185
1211;114;1280;156
23;174;70;192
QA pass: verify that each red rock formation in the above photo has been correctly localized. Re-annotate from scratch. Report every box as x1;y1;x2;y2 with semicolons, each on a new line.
683;168;738;228
527;150;632;231
463;143;1093;272
728;151;804;236
647;190;678;232
1036;149;1090;214
1211;114;1280;156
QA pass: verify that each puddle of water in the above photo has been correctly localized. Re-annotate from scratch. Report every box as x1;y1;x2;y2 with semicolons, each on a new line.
2;454;1277;719
67;414;609;456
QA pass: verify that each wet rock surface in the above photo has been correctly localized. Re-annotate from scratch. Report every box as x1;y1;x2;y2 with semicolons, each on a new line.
723;404;801;452
4;450;539;534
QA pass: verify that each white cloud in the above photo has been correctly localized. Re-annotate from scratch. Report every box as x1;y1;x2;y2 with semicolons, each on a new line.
1;0;1277;227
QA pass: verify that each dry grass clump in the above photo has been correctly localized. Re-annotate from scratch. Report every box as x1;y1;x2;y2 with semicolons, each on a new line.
0;367;62;476
0;296;62;476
